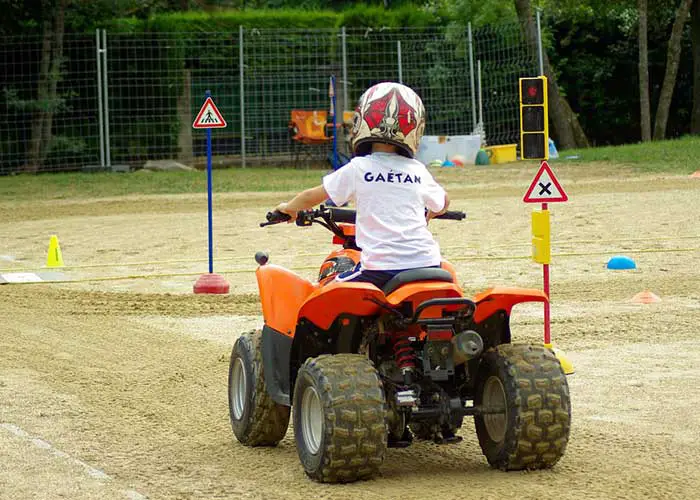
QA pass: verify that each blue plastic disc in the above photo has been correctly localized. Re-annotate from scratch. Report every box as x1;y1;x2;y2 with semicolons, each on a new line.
607;255;636;270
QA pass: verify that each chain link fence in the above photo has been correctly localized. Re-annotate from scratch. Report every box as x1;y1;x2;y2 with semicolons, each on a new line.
0;23;538;173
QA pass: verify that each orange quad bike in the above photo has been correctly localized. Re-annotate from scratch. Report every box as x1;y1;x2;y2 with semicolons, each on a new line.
228;206;571;483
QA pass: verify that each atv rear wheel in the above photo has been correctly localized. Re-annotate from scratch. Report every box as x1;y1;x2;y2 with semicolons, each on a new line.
474;344;571;470
293;354;387;483
228;331;290;446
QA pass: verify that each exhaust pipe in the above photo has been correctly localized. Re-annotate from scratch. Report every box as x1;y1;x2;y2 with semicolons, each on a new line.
452;330;484;365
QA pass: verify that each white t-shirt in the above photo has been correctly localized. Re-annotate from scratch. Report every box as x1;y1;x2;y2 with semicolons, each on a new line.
322;152;446;270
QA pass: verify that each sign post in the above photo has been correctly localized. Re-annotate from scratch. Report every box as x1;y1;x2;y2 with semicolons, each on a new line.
523;161;574;374
329;75;339;170
192;91;229;294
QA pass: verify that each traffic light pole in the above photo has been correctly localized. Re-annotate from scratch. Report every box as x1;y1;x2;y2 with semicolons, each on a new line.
536;10;544;77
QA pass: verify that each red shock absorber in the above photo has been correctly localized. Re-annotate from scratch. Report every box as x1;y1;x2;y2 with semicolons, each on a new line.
392;332;416;372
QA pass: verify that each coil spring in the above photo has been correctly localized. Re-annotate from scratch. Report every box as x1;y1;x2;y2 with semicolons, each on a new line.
392;333;416;371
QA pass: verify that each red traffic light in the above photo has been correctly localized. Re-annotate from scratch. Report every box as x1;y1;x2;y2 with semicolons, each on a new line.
521;78;545;105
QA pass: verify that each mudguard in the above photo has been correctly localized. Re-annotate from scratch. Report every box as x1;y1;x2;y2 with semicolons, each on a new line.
256;264;315;337
386;282;464;318
261;325;292;406
472;287;547;323
297;281;386;331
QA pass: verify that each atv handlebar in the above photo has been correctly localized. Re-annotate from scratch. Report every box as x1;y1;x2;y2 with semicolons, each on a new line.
260;210;292;227
260;206;466;227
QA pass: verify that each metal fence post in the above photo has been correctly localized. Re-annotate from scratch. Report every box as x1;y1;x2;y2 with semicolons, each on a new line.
101;29;111;168
397;40;403;84
342;26;348;113
239;25;246;168
536;10;544;76
467;23;477;131
95;30;105;168
477;59;483;126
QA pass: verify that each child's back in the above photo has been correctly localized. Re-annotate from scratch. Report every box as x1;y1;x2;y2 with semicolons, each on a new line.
323;150;445;271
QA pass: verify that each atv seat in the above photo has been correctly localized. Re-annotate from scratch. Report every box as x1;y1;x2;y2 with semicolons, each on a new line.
382;268;454;295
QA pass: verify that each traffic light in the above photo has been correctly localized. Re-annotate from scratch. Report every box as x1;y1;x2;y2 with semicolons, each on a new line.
519;76;548;160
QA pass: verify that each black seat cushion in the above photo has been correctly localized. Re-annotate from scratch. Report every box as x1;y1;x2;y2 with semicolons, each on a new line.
382;268;454;295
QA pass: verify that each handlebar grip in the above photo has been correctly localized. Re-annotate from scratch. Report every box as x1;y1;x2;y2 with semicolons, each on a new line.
260;210;292;227
328;207;357;224
267;210;291;223
435;210;466;221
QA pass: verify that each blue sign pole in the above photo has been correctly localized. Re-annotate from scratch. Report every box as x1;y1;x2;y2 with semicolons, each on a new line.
330;75;338;170
205;90;214;274
193;90;229;294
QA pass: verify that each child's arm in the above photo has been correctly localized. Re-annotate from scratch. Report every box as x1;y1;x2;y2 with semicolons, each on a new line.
427;192;450;221
275;185;329;221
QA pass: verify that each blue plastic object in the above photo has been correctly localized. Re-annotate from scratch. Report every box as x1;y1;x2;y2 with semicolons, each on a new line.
442;160;455;167
548;138;559;159
607;255;636;270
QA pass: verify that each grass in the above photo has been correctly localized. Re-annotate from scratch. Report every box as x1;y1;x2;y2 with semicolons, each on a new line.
0;167;325;201
561;135;700;173
1;136;698;202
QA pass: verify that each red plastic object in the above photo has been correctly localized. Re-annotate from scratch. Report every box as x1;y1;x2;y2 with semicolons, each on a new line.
193;273;230;294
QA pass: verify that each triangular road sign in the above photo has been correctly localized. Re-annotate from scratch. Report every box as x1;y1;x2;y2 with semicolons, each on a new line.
193;97;227;129
523;161;568;203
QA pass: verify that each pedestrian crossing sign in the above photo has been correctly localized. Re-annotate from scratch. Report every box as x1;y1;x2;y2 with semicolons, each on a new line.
193;97;227;129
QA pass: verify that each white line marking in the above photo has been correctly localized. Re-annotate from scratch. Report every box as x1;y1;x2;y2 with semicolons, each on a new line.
1;423;148;499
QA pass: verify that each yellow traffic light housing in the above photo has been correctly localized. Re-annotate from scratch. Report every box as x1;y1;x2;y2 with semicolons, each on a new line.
519;76;549;160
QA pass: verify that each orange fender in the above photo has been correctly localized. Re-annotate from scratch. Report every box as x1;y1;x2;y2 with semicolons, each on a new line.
298;281;387;331
256;265;315;337
473;287;548;323
386;282;464;319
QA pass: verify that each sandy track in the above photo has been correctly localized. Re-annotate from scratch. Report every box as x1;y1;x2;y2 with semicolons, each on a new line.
2;164;700;499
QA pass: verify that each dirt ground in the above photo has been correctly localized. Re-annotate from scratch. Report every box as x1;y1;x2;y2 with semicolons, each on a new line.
1;163;699;499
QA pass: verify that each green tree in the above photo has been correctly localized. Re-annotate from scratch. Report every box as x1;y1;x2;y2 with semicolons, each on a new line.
653;0;694;140
690;0;700;133
639;0;651;141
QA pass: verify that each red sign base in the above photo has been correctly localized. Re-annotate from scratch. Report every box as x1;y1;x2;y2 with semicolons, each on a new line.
193;273;230;294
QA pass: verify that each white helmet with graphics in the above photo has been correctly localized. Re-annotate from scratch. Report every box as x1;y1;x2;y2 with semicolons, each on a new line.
350;82;426;158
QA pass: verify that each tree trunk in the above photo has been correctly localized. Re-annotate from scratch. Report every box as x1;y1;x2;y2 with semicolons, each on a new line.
177;69;193;162
639;0;652;141
691;0;700;133
653;0;694;140
41;0;67;164
24;6;53;173
514;0;589;149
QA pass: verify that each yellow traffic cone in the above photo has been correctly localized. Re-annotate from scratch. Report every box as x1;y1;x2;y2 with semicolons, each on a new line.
46;235;64;268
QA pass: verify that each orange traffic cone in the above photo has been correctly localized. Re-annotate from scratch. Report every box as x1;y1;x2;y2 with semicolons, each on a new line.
630;290;661;304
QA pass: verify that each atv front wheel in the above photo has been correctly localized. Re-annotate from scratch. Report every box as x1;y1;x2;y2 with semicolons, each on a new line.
293;354;387;483
228;331;290;446
474;344;571;470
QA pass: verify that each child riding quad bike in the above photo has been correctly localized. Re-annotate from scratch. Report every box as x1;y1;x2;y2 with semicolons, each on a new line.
228;82;571;483
227;206;571;483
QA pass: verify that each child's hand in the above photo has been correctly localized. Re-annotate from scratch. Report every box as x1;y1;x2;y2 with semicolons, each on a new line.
275;202;297;222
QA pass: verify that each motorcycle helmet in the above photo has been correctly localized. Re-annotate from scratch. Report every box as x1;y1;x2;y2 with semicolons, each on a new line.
350;82;426;158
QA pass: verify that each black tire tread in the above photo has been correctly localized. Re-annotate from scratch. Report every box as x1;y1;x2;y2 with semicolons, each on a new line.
475;343;571;470
295;354;387;483
229;331;290;446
